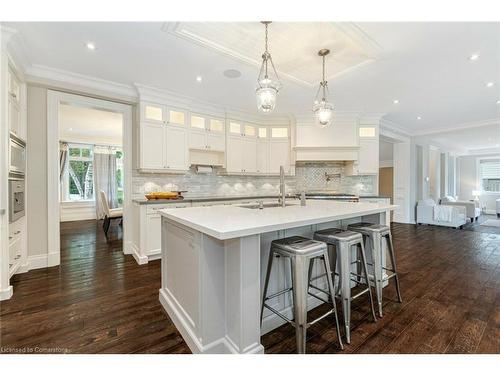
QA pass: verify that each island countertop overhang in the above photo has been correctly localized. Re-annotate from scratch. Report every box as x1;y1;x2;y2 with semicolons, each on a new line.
159;200;397;240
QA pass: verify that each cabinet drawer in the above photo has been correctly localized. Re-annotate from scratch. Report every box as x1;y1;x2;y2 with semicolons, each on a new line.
146;203;190;214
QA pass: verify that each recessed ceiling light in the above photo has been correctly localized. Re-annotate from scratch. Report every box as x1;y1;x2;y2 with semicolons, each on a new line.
417;116;422;120
86;42;96;50
223;69;242;79
497;100;500;104
196;76;202;82
469;54;479;60
69;128;73;131
393;99;399;104
486;82;494;87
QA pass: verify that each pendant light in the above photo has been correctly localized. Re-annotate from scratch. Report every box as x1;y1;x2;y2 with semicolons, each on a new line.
256;21;281;113
313;49;333;127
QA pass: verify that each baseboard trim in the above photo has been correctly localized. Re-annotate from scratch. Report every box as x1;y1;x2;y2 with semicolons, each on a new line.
159;288;264;354
130;243;148;265
0;286;13;301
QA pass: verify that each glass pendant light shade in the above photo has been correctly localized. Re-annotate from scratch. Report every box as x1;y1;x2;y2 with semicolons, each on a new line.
256;22;281;113
313;99;333;127
313;49;334;127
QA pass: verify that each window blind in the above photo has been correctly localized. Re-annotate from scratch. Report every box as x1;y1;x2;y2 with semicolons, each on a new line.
480;159;500;179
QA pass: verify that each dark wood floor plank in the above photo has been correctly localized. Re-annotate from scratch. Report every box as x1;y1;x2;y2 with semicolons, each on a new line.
1;217;499;354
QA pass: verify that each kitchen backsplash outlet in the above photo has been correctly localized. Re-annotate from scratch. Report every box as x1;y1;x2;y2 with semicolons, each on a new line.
132;162;376;198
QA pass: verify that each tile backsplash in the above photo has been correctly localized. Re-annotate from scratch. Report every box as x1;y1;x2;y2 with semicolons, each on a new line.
132;162;377;199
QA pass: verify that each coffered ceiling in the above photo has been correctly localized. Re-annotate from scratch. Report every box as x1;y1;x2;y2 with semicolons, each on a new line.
163;22;381;86
4;21;500;144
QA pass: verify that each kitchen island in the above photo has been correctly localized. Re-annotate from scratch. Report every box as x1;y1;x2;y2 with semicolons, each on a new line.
159;200;396;354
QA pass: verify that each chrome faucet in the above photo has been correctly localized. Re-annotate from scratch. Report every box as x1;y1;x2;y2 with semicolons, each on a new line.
278;165;286;207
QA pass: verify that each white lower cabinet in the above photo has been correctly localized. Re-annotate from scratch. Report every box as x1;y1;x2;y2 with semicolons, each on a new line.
8;217;25;277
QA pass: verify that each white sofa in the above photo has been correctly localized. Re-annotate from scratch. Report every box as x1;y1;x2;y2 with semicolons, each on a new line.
440;196;481;222
417;199;466;229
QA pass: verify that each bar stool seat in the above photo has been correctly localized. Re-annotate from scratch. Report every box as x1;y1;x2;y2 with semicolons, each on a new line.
272;236;328;255
313;228;377;344
347;222;402;318
315;228;362;242
261;235;343;353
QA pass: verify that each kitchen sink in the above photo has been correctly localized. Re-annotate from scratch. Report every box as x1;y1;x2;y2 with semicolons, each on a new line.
239;202;297;209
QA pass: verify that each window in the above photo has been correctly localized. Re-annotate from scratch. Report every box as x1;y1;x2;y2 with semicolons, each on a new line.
479;158;500;193
116;150;124;206
67;145;94;201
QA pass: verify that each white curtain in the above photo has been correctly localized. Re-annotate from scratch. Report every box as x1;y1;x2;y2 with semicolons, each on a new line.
59;142;68;180
93;146;117;219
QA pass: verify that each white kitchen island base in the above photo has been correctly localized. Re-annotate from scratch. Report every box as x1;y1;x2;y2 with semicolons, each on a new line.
159;201;395;354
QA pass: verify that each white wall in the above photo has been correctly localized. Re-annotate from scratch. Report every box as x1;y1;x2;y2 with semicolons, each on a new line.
458;154;500;214
27;86;48;257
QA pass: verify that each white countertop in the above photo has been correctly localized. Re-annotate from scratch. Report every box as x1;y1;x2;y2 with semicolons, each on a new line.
160;200;397;240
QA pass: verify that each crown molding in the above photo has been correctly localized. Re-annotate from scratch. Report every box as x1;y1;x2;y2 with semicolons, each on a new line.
25;64;138;103
412;118;500;136
467;147;500;156
379;118;412;137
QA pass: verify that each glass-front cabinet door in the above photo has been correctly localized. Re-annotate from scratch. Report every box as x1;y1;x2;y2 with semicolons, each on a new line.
229;121;242;136
168;108;187;127
142;102;165;123
190;114;207;130
208;118;225;133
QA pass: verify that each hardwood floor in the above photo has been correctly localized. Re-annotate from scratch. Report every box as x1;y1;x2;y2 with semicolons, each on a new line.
1;219;499;354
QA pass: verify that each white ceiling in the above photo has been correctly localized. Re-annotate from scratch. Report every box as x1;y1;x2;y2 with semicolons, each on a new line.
59;103;123;145
5;21;500;142
415;120;500;154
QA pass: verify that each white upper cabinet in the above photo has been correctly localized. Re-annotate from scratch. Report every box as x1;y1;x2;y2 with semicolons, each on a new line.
226;136;244;173
190;114;207;130
242;138;257;173
256;140;269;174
142;102;166;123
8;70;20;105
269;139;290;174
229;121;242;135
8;68;23;139
208;118;224;133
243;124;257;137
140;121;165;169
165;126;188;170
207;133;225;151
188;115;225;152
168;108;187;127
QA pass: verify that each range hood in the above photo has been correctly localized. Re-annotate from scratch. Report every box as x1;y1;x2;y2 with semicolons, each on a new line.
293;146;359;162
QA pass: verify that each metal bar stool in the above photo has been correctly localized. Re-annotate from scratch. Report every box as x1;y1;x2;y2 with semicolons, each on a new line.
347;222;403;317
313;228;377;344
261;236;344;353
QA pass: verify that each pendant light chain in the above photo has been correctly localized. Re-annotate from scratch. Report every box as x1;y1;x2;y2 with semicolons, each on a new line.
264;22;269;78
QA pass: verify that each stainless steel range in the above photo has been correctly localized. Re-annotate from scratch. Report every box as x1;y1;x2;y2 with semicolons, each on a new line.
304;191;359;202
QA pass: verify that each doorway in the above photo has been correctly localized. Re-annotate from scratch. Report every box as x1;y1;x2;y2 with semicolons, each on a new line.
47;91;133;266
